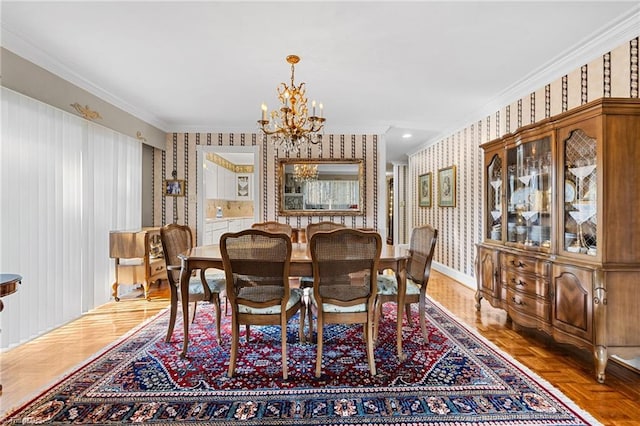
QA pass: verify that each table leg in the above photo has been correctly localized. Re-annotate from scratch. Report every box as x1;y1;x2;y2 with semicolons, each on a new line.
396;260;407;361
180;264;191;358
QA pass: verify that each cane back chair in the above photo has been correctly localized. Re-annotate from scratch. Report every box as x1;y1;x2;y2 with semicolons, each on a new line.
160;223;225;344
309;228;382;377
375;224;438;342
220;229;303;379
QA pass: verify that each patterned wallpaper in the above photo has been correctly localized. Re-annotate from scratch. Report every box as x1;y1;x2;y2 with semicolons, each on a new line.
409;37;639;283
152;133;382;239
148;37;638;284
393;163;409;245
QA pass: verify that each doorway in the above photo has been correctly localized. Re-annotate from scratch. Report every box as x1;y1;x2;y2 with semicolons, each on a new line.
197;145;260;245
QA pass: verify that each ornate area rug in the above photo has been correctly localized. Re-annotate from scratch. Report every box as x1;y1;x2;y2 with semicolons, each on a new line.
2;298;600;425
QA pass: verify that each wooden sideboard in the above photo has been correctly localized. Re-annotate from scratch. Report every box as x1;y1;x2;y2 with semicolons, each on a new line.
109;227;166;301
476;98;640;383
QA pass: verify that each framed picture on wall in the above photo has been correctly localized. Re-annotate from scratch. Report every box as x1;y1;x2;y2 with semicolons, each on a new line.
164;179;186;197
236;175;250;199
438;165;456;207
418;173;431;207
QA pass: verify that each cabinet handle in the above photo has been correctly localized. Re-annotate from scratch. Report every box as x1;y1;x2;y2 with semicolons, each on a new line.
510;260;526;268
511;278;527;287
511;297;524;306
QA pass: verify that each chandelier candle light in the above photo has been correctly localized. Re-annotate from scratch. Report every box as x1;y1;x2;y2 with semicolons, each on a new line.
258;55;326;154
293;163;319;182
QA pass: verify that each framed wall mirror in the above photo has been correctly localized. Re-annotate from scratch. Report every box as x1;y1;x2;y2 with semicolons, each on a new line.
278;159;364;216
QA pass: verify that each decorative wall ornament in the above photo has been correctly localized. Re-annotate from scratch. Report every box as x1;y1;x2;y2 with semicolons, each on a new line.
70;103;102;120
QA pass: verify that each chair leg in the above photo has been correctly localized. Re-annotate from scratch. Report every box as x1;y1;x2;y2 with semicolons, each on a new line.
405;303;414;326
315;312;324;378
373;298;381;342
306;300;314;343
419;290;429;343
245;325;251;343
165;284;178;342
281;316;288;380
299;301;306;343
190;301;198;323
366;313;377;376
228;313;239;378
301;287;314;343
212;294;222;345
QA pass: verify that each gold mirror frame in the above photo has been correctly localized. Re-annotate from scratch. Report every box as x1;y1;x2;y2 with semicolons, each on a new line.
278;159;364;216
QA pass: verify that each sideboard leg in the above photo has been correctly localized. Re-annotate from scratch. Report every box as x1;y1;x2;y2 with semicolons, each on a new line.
594;345;607;383
593;269;607;383
112;281;120;302
474;292;482;310
143;281;150;301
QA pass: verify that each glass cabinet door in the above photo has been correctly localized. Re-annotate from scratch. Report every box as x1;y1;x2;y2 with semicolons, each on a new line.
562;129;597;256
506;137;552;249
486;154;503;241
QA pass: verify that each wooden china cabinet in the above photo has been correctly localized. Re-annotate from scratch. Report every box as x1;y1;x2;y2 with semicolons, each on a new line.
475;98;640;383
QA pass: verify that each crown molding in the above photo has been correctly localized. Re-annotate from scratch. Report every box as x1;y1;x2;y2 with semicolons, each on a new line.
479;4;640;119
1;26;170;132
167;124;387;135
410;4;640;155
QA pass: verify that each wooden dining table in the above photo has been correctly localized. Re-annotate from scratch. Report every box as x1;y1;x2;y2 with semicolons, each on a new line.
178;243;409;360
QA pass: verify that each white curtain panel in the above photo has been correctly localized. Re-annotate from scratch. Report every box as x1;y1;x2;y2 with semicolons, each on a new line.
0;88;141;349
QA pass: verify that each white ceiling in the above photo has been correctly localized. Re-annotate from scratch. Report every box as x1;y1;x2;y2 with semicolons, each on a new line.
2;1;638;170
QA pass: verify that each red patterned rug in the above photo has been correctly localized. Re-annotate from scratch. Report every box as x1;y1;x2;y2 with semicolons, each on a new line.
2;298;601;425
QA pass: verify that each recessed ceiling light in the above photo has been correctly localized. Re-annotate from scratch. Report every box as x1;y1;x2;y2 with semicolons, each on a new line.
402;133;412;139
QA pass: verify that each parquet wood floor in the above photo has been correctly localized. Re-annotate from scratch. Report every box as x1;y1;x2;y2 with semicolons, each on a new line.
1;271;639;424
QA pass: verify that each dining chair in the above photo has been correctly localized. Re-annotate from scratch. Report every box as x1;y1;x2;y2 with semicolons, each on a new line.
375;224;438;342
251;221;293;239
160;223;226;344
309;228;382;377
220;229;303;379
306;221;345;239
299;221;346;341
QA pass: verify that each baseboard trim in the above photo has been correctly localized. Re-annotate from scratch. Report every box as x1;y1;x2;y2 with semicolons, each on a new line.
433;262;476;290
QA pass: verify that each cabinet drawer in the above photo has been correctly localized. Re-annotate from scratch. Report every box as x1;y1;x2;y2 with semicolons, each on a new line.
206;221;228;232
149;258;166;275
116;263;146;284
503;270;549;298
227;219;246;232
501;253;549;277
507;288;551;322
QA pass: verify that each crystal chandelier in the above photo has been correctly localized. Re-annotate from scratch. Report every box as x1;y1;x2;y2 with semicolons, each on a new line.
258;55;326;154
293;163;319;182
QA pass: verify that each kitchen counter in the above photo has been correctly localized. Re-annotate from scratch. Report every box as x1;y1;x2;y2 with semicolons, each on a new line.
202;217;255;245
205;216;253;223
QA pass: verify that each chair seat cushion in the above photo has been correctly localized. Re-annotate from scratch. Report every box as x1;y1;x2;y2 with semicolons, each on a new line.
204;268;225;278
376;274;421;296
309;285;370;313
237;287;302;314
187;273;225;296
